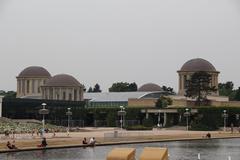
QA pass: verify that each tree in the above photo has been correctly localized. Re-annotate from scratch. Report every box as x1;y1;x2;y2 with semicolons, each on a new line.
82;85;87;92
218;81;235;100
0;90;16;98
93;83;102;92
155;96;173;109
234;87;240;101
161;85;176;94
128;82;138;92
109;82;138;92
87;87;93;93
185;71;217;105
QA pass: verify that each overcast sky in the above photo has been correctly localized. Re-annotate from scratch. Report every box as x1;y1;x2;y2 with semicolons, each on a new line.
0;0;240;92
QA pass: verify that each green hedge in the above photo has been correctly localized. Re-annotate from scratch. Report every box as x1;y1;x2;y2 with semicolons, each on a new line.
126;125;152;130
191;107;240;130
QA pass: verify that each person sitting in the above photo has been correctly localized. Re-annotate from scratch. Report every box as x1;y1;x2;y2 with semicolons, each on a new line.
37;137;48;147
6;141;18;149
206;132;211;139
6;141;13;149
82;137;88;144
89;137;96;146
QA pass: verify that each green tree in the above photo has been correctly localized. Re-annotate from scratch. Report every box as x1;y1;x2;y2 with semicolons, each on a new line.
218;81;235;100
109;82;138;92
162;85;176;94
155;96;173;108
93;83;102;92
87;87;93;93
0;90;16;98
185;71;217;105
234;87;240;101
128;82;138;91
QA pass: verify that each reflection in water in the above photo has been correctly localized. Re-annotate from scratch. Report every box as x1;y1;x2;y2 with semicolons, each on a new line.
1;139;240;160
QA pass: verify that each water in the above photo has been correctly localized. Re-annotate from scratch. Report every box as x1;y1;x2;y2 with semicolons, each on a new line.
1;138;239;160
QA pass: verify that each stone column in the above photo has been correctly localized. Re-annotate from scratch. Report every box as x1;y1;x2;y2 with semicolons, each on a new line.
216;74;219;95
178;74;181;95
163;112;167;127
21;79;24;95
0;96;3;117
178;73;185;95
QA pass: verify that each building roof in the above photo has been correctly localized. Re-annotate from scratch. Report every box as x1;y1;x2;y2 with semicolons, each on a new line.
18;66;51;78
138;83;162;92
44;74;82;87
179;58;217;72
84;91;169;102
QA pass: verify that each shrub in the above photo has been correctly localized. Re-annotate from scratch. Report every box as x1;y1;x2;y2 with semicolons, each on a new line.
142;117;153;127
126;125;152;130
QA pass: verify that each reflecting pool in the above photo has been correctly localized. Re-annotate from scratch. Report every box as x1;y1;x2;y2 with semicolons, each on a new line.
1;138;239;160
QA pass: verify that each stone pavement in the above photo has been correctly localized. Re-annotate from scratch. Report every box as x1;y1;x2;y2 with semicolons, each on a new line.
0;127;240;152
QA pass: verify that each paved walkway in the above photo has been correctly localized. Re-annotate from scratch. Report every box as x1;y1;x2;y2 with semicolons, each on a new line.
0;128;240;152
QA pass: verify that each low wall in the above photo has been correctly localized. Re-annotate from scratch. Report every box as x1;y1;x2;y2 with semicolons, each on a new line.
128;99;157;107
128;97;240;108
128;98;187;108
211;101;240;107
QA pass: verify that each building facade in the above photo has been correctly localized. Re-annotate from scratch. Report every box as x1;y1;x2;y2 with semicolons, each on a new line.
16;66;51;98
177;58;220;96
41;74;84;101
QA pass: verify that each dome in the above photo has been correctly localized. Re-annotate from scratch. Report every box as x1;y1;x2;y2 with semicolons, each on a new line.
180;58;217;72
138;83;162;92
44;74;81;87
18;66;51;77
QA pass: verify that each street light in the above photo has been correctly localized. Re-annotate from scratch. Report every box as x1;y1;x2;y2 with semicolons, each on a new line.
184;108;190;131
157;110;161;128
38;103;49;136
118;106;126;130
66;108;72;135
222;110;228;132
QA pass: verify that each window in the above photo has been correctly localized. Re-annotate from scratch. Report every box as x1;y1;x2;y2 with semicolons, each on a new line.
69;93;72;101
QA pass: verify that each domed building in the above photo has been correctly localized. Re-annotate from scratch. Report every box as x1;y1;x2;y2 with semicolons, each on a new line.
177;58;220;96
138;83;162;92
41;74;84;101
16;66;51;98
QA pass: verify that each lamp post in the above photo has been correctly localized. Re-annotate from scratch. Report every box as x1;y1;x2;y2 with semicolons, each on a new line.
222;110;228;132
184;108;190;131
157;110;161;128
66;108;72;135
118;106;126;130
38;103;49;136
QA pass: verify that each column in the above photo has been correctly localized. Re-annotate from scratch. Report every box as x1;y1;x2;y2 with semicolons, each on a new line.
163;112;167;127
216;74;219;95
180;74;185;95
0;96;3;117
29;79;32;94
17;80;20;97
25;80;28;95
179;74;182;91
